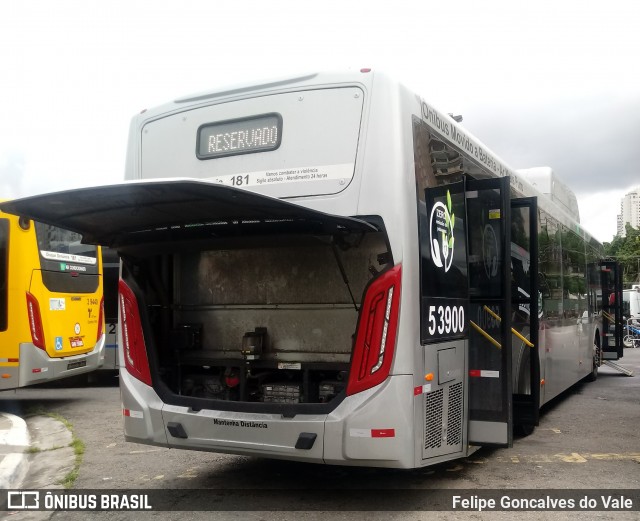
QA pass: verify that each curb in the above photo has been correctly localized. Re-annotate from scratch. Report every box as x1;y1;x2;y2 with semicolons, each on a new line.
0;412;30;489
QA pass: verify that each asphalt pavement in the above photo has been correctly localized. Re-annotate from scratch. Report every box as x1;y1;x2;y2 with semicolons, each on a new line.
0;348;638;505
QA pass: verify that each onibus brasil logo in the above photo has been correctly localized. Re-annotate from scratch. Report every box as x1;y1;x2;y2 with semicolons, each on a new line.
429;190;455;272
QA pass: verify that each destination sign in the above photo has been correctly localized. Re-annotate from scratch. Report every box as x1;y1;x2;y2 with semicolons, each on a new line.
197;113;282;159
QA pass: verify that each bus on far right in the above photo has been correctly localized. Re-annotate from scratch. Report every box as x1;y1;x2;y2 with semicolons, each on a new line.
623;285;640;348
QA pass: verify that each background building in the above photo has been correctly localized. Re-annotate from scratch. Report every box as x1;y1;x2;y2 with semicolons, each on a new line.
617;187;640;237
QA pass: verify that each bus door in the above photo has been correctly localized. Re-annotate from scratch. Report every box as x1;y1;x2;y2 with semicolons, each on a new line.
466;176;512;447
510;197;539;430
600;260;623;360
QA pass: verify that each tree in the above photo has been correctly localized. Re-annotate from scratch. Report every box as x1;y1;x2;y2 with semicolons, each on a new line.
604;224;640;286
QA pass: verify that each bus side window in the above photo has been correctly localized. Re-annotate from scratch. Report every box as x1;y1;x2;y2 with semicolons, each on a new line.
622;293;631;319
539;273;551;299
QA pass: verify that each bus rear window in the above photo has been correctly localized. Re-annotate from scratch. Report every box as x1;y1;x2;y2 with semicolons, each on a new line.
34;222;97;265
34;222;99;293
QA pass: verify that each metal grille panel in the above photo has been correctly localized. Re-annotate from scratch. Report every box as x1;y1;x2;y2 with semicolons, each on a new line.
447;382;463;446
424;388;444;449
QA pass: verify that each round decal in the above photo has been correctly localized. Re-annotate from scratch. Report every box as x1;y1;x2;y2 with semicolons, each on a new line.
74;323;81;335
429;190;455;273
482;224;499;278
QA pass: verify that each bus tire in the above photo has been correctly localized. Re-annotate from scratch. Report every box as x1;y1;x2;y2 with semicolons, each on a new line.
586;357;598;382
586;335;600;382
515;423;535;437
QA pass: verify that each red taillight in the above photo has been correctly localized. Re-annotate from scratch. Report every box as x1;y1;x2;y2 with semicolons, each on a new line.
118;279;152;386
97;296;104;341
26;292;46;350
347;265;401;396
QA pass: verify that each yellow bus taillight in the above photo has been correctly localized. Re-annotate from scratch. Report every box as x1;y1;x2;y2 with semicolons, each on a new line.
97;296;105;341
26;292;46;350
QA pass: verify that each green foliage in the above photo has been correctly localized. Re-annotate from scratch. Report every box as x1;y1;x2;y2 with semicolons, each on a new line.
605;224;640;286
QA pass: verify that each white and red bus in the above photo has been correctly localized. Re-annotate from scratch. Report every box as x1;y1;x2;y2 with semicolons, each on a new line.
1;70;621;468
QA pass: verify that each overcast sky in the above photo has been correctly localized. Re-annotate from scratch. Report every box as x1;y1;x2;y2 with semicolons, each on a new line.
1;0;639;243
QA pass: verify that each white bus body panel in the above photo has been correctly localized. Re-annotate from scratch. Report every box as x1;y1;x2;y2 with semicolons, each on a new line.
324;375;414;467
120;369;169;446
140;87;364;200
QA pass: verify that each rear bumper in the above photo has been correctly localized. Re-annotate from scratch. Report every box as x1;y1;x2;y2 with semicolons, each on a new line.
14;336;105;388
121;372;415;467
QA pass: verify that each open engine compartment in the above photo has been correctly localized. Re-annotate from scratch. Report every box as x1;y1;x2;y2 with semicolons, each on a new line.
120;226;391;412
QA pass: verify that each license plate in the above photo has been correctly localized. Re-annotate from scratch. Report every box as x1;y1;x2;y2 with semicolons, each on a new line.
67;360;87;370
69;336;84;348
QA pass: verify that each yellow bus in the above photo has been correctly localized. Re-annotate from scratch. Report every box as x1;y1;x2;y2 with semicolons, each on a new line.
0;205;105;389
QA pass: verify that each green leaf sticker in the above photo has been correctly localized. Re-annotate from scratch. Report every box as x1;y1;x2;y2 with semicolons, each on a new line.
447;190;452;213
448;236;454;249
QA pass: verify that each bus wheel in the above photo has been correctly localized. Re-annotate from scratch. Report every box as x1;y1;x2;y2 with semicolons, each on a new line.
586;337;600;382
515;423;535;437
586;357;598;382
